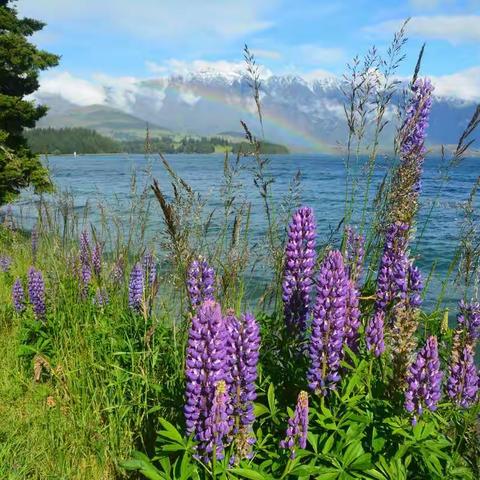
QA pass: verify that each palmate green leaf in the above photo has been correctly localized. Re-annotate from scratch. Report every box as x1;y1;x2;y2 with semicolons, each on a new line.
253;402;270;418
229;467;269;479
267;383;277;418
120;451;166;480
158;418;185;445
322;434;335;454
342;440;365;467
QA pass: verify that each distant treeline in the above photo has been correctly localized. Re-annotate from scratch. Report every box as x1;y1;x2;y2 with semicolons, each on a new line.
26;127;289;155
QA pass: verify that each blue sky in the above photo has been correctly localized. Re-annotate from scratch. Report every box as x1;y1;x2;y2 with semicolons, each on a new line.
16;0;480;102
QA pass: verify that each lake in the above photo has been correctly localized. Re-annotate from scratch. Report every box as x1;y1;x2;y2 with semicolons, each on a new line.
10;152;480;311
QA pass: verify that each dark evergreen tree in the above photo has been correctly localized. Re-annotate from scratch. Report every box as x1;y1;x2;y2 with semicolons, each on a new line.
0;0;59;204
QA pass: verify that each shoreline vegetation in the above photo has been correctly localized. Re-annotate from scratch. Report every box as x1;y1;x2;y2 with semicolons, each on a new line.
25;127;290;156
1;7;480;480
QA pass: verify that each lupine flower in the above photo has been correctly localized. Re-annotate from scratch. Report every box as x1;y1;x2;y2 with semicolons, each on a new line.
79;230;92;289
344;279;361;351
0;254;12;273
184;300;230;461
203;380;231;460
366;310;385;357
404;336;442;425
227;311;260;437
407;262;423;309
31;226;38;262
128;262;144;312
308;250;348;395
375;222;409;313
94;288;109;307
12;278;25;313
28;267;46;319
143;250;157;287
457;300;480;341
112;257;124;285
91;242;102;277
280;391;309;459
388;78;434;225
345;226;365;284
447;343;479;408
282;206;316;333
187;259;215;308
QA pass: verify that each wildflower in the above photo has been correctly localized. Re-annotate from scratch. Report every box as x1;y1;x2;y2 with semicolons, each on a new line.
457;300;480;341
0;254;12;273
112;257;124;285
280;391;309;459
143;250;157;287
282;206;316;333
447;343;478;408
128;262;144;312
345;226;365;284
94;288;109;307
184;300;230;461
344;279;361;351
404;336;442;425
91;242;102;277
187;259;215;308
227;312;260;447
79;230;91;288
365;310;385;357
12;278;25;313
28;267;46;319
308;250;348;395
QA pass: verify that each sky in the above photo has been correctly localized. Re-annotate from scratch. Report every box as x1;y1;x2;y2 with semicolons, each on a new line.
15;0;480;102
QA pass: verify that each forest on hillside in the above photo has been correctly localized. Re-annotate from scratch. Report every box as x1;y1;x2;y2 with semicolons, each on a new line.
25;127;289;155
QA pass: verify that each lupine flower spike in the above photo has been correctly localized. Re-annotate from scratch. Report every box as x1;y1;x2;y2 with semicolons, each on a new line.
308;250;348;395
12;278;26;313
128;262;144;312
280;391;309;459
282;206;316;333
184;300;230;461
404;336;442;425
187;259;215;308
27;267;46;319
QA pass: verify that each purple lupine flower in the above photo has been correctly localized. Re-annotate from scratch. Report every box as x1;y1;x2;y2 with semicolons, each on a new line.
227;312;260;434
91;242;102;277
128;262;144;312
0;255;12;273
344;279;361;351
143;250;157;287
112;257;124;285
12;278;25;313
27;267;46;319
94;288;109;307
400;78;434;161
447;343;479;408
375;222;409;312
345;226;365;284
203;380;231;460
408;262;423;309
31;226;38;262
308;250;348;395
282;206;316;333
187;259;215;308
404;336;443;425
79;230;92;289
365;310;385;357
280;391;309;459
184;300;231;461
457;300;480;341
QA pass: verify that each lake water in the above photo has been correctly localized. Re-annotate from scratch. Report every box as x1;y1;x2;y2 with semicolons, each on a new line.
9;153;480;312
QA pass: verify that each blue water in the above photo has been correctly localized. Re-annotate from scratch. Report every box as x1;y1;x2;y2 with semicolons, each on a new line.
10;153;480;311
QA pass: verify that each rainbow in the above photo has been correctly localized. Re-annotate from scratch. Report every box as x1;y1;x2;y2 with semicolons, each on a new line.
149;79;330;151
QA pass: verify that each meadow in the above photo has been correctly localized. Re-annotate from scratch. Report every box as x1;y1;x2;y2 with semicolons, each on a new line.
1;37;480;480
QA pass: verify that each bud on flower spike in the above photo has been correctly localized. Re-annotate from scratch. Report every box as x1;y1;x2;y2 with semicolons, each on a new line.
280;391;309;459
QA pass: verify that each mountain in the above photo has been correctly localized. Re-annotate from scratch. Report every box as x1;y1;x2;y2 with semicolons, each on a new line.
35;73;479;152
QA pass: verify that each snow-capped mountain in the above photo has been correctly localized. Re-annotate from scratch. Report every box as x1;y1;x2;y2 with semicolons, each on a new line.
36;72;479;151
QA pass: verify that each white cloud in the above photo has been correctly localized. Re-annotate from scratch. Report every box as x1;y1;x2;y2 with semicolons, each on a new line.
298;44;346;64
431;67;480;101
251;49;282;60
366;15;480;43
37;72;106;106
18;0;277;42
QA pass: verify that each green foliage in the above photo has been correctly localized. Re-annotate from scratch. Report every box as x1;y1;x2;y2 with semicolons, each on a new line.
25;127;123;154
232;141;289;155
0;0;59;205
